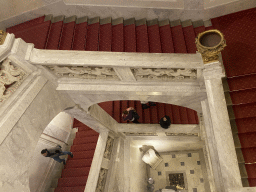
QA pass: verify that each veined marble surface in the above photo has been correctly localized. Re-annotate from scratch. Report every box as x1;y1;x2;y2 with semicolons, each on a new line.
0;81;75;192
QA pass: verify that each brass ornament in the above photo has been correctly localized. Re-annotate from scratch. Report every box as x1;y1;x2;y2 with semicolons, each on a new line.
195;29;227;64
0;30;7;45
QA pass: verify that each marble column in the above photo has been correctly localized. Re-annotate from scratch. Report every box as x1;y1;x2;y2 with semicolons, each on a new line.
202;61;242;192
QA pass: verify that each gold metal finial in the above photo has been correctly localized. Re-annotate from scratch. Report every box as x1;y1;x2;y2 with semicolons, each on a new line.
0;30;7;45
195;29;227;64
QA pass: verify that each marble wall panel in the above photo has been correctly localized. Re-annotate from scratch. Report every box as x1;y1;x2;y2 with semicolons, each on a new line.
0;81;75;192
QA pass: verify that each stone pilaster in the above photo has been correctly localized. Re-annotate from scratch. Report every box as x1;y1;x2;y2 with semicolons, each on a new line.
202;61;242;191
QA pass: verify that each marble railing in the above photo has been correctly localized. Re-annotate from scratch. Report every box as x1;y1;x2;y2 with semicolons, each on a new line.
27;47;204;83
117;124;200;137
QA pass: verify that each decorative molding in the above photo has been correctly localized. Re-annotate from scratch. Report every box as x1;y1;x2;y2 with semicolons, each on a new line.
96;168;108;192
123;132;158;136
165;133;198;136
132;68;197;81
0;58;27;103
0;30;7;45
46;65;120;80
103;136;114;160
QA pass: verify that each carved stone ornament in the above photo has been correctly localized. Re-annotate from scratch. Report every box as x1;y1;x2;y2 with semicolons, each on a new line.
46;66;119;80
0;58;27;103
0;30;7;45
123;132;158;136
195;29;227;64
96;168;108;192
132;68;197;81
103;136;114;160
165;133;198;136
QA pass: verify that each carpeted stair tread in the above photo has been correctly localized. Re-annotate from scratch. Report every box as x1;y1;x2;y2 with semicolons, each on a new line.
239;133;256;148
99;23;112;51
76;130;99;138
65;158;93;169
98;101;113;116
227;74;256;91
135;101;144;123
171;105;182;124
248;178;256;187
73;119;88;128
57;176;88;187
14;21;51;49
59;21;76;50
113;101;121;122
245;164;256;178
147;24;162;53
194;26;205;37
165;104;174;123
187;108;198;124
229;88;256;105
124;23;136;52
179;107;189;124
71;143;97;152
112;24;124;52
61;167;90;177
67;150;96;160
232;103;256;119
72;22;88;50
159;24;175;53
54;186;85;192
235;117;256;133
211;8;256;77
6;16;45;33
242;148;256;163
150;104;159;124
73;136;99;145
182;25;197;53
205;26;214;30
143;104;151;124
136;24;149;52
121;101;128;119
77;126;94;132
171;25;187;53
157;103;166;120
85;22;100;51
45;21;64;49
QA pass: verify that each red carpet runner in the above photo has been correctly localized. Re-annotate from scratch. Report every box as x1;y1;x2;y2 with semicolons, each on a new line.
98;101;199;124
54;119;99;192
211;7;256;186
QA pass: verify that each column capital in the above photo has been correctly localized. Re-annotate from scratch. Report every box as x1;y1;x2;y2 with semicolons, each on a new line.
203;61;225;80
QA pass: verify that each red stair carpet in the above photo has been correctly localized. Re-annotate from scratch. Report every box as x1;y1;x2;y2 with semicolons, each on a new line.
98;101;199;124
54;119;99;192
211;7;256;186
